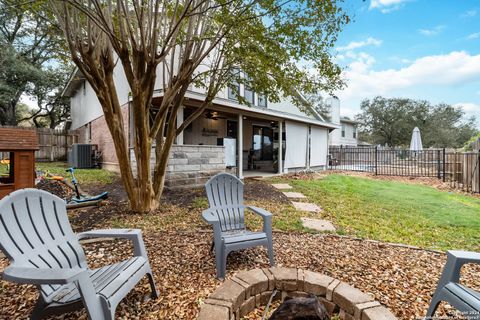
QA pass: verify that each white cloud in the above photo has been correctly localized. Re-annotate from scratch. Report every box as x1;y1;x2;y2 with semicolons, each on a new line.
461;9;477;18
453;103;480;122
370;0;409;12
337;51;480;112
418;25;445;36
454;102;480;113
466;32;480;40
337;37;382;52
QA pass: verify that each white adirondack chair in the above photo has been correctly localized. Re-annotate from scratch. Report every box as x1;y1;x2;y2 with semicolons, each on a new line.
203;173;275;279
0;189;158;320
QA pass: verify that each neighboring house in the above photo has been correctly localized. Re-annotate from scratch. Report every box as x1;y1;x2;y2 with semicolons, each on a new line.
324;99;359;146
63;67;340;187
334;118;359;146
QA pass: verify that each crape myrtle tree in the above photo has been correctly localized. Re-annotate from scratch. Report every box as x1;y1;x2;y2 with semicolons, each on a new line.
49;0;348;212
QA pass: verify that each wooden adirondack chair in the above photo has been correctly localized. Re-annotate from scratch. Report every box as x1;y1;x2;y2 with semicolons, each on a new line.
0;189;158;320
427;250;480;319
202;173;275;279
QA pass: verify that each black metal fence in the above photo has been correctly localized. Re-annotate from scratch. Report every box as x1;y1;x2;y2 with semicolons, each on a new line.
329;146;480;193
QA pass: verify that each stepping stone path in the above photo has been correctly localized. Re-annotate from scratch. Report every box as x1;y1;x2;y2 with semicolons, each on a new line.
271;183;293;190
282;191;307;199
300;218;336;232
271;182;335;233
291;201;322;213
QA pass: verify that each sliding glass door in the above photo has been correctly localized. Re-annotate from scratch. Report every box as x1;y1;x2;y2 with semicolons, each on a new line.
252;126;273;160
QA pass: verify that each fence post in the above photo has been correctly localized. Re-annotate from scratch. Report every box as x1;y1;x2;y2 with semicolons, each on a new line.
477;149;480;193
375;146;378;175
442;148;446;182
437;149;441;179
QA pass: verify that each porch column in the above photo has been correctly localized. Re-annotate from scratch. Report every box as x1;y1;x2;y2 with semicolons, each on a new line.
176;105;184;145
278;120;283;174
238;114;243;179
306;125;311;169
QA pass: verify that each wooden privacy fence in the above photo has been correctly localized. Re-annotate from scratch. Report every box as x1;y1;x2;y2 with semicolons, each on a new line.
329;146;480;193
0;127;79;162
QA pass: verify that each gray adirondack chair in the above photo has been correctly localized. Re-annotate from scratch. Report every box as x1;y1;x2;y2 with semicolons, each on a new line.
0;188;158;320
426;250;480;319
202;173;274;279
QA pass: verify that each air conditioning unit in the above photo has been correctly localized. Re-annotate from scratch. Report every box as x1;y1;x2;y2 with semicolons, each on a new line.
68;144;94;168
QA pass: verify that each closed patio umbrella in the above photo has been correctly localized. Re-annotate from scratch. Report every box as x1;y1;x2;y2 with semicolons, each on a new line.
410;127;423;151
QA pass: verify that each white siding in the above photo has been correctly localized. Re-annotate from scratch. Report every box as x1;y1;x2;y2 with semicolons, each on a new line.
70;82;103;129
70;64;131;129
330;121;357;146
310;127;328;166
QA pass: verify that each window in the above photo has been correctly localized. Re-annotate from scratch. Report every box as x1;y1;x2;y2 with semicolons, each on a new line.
244;86;254;104
341;124;345;138
226;120;238;139
353;126;357;139
258;94;267;108
228;82;240;101
252;126;273;161
228;69;241;101
0;152;14;184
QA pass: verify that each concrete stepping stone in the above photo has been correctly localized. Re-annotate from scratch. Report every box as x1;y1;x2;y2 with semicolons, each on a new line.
271;183;292;190
283;192;307;199
291;201;322;212
301;218;336;232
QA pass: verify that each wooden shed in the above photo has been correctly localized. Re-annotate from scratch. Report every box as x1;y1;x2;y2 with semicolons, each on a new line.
0;128;39;199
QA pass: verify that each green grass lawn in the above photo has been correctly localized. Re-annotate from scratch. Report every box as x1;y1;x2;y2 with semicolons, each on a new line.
277;174;480;251
36;162;115;184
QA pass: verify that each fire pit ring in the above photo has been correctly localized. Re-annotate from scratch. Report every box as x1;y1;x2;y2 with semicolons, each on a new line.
198;268;397;320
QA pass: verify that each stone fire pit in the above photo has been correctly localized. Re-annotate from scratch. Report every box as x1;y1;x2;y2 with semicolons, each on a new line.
198;268;397;320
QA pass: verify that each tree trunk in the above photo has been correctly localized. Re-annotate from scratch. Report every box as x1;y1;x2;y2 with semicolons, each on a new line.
5;101;17;125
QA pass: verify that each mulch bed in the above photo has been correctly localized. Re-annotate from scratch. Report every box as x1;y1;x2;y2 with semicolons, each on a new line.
35;179;75;200
2;231;480;319
1;175;478;319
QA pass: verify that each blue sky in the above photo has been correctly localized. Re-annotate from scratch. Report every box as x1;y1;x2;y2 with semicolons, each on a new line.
334;0;480;125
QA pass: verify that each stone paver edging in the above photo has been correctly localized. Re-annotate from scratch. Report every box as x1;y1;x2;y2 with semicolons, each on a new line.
198;267;397;320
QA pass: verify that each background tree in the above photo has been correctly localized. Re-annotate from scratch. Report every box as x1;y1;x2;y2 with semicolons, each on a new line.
18;67;71;128
49;0;348;212
0;0;69;126
303;92;333;121
356;96;478;148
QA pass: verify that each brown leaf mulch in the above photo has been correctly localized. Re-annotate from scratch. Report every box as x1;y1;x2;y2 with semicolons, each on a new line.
2;231;479;319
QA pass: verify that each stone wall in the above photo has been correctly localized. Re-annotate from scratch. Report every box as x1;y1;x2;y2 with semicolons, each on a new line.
198;267;397;320
129;144;226;188
165;145;226;188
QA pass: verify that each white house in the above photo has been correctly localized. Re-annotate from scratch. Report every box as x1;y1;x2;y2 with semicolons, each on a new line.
324;98;359;147
63;65;341;187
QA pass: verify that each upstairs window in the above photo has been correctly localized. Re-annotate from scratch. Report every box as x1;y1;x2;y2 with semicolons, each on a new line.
341;124;345;138
228;69;241;101
258;94;267;108
244;86;254;104
353;126;357;139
